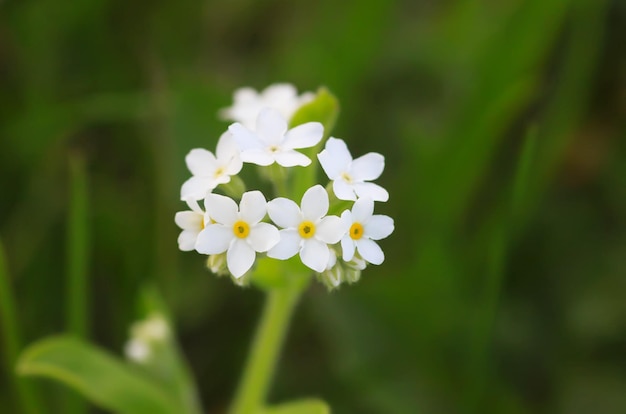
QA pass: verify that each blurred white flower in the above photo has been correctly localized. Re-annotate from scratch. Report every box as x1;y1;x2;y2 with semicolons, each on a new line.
220;83;314;129
180;132;243;201
229;108;323;167
317;137;389;202
124;314;170;363
267;185;346;272
174;198;206;252
195;191;280;278
340;197;394;265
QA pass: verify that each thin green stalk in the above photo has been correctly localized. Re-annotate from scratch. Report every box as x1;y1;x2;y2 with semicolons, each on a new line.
65;153;89;414
229;285;304;414
0;240;43;414
66;153;89;338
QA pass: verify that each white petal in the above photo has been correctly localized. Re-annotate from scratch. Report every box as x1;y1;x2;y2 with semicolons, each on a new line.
267;229;301;260
239;191;267;224
332;179;356;201
356;238;384;265
195;225;232;254
256;108;288;146
241;149;275;166
224;154;243;175
351;197;374;223
215;131;239;160
283;122;323;149
317;137;352;179
184;198;203;214
364;215;394;240
353;182;389;202
341;236;356;261
178;230;200;251
175;211;203;231
316;215;345;244
227;239;256;278
181;176;214;201
350;152;385;181
229;123;263;151
185;148;217;176
248;222;280;252
205;193;238;225
300;239;329;273
267;198;302;228
274;150;311;167
301;185;328;221
263;83;297;102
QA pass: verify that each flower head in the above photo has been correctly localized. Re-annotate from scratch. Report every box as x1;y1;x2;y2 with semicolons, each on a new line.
195;191;280;278
317;137;389;202
174;199;206;252
229;108;323;167
220;83;314;130
124;314;170;363
181;132;243;201
267;185;346;272
340;197;394;265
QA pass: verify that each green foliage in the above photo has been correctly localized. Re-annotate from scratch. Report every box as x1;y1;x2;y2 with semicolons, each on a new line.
260;398;330;414
17;336;182;414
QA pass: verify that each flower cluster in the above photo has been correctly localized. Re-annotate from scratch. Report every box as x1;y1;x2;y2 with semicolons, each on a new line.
175;83;394;289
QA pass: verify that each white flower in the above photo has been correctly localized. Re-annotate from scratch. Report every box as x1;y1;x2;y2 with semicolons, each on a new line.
195;191;280;278
174;199;206;251
267;185;346;272
229;108;323;167
220;83;315;130
124;314;170;363
317;137;389;202
340;197;394;265
180;132;243;201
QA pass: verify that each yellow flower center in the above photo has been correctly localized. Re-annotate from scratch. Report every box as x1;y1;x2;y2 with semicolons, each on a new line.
341;172;353;184
233;220;250;238
298;221;316;239
213;167;225;179
349;222;364;240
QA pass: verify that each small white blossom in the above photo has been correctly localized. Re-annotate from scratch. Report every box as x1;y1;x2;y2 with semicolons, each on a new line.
124;314;170;363
340;197;394;265
195;191;280;278
229;108;324;167
317;137;389;202
220;83;314;130
267;185;346;273
180;132;243;201
174;199;206;252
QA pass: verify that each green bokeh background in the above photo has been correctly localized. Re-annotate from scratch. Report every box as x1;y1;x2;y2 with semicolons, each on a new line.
1;0;625;413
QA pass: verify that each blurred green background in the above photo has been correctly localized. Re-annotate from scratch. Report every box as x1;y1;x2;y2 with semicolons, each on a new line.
1;0;625;413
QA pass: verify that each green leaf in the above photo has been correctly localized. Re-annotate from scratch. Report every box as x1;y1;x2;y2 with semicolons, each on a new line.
17;336;182;414
259;398;331;414
287;88;340;201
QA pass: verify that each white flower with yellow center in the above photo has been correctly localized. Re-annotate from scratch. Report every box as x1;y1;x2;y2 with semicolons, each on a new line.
174;198;206;252
195;191;279;278
267;185;346;273
339;197;394;265
317;137;389;202
229;108;324;167
180;132;243;201
219;83;314;130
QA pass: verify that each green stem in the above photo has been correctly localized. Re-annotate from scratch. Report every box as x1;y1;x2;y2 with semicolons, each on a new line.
229;285;303;414
0;240;43;414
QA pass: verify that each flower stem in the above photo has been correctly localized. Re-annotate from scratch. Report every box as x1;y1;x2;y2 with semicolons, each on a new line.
229;284;303;414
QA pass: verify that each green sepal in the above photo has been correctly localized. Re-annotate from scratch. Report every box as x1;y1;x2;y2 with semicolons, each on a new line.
17;336;182;414
258;398;331;414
